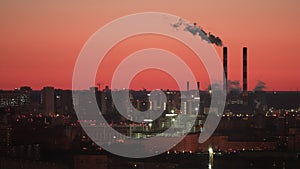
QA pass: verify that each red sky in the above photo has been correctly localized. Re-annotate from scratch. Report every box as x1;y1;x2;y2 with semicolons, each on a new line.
1;0;300;91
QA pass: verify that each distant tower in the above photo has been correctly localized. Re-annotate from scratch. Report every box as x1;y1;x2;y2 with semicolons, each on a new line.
197;81;200;91
41;87;55;115
243;47;248;92
187;81;190;91
223;47;228;91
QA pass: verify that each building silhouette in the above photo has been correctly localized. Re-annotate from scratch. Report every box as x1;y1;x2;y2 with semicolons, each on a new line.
41;87;55;115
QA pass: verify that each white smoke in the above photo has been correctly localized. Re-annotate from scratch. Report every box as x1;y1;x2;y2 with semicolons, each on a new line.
171;19;223;46
254;81;266;92
228;80;242;93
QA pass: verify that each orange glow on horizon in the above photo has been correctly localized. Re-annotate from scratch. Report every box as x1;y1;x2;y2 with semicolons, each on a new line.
1;1;300;91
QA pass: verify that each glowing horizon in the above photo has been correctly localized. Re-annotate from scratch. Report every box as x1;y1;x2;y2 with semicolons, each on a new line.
1;1;300;91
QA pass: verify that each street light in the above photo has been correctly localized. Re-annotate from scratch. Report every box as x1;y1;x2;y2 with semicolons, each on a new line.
208;147;214;168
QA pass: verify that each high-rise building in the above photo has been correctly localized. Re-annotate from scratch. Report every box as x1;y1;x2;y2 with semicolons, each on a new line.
0;87;31;108
0;114;12;156
187;98;200;115
20;86;32;106
149;91;165;111
55;89;74;115
100;86;113;115
41;87;55;115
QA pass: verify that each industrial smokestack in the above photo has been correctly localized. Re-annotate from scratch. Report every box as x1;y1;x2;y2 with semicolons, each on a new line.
243;47;248;92
223;47;228;91
197;81;200;91
187;81;190;91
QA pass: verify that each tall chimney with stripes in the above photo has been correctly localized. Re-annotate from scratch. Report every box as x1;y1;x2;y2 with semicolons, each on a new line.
243;47;248;92
223;47;228;91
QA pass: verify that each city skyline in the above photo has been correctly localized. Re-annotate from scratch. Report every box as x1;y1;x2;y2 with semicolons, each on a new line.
1;1;300;90
1;1;300;168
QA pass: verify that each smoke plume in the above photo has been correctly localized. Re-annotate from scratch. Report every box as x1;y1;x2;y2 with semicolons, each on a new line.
254;81;266;92
171;19;223;46
228;80;241;93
